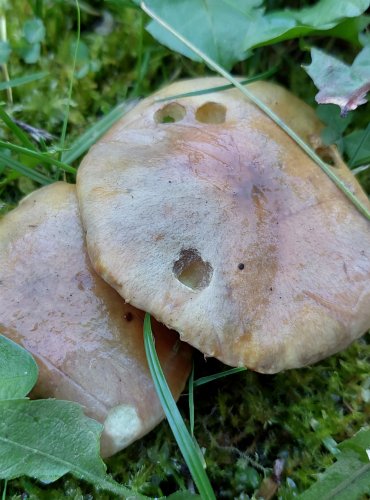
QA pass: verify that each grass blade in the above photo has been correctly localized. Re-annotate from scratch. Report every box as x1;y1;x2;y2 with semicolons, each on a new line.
0;72;48;91
0;152;51;185
156;67;278;102
144;314;216;500
193;367;246;388
0;107;37;151
61;100;137;164
141;2;370;221
188;363;195;437
0;141;76;174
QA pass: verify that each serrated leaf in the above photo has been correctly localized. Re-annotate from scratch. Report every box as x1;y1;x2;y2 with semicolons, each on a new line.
0;335;38;400
296;0;370;27
298;428;370;500
242;0;370;51
0;399;137;497
145;0;256;69
304;46;370;115
23;19;45;44
143;0;370;70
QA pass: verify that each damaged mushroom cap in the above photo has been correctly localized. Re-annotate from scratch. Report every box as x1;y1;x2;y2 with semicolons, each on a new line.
0;182;192;457
77;77;370;374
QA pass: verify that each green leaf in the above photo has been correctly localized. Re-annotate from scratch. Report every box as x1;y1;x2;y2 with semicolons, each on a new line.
0;399;136;497
316;104;352;153
294;0;369;27
23;18;45;44
339;427;370;460
0;41;11;65
145;0;254;69
298;428;370;500
20;43;41;64
143;0;370;69
144;314;216;500
0;335;38;400
320;15;370;46
304;46;370;115
344;124;370;167
241;0;370;51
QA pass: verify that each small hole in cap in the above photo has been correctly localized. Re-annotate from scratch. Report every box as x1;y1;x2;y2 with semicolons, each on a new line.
195;102;226;124
173;248;213;291
154;102;186;124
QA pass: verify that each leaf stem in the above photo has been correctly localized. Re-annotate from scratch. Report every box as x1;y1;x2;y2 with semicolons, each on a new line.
141;2;370;221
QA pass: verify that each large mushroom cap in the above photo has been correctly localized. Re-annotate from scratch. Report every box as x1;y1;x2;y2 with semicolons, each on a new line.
77;78;370;374
0;182;192;457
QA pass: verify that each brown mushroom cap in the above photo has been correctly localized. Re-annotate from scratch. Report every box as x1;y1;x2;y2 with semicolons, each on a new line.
0;182;192;457
77;77;370;374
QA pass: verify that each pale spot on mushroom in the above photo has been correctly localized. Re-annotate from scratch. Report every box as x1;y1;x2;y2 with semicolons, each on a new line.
103;404;142;451
195;102;226;124
173;248;213;290
154;102;186;123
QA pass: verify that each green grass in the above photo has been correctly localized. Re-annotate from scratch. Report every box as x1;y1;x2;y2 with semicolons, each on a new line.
1;1;370;498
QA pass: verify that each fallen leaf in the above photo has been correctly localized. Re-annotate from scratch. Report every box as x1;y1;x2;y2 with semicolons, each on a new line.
304;46;370;115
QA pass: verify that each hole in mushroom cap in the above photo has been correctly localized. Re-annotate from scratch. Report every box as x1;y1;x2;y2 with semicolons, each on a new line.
195;102;226;124
314;144;345;168
173;248;213;291
154;102;186;123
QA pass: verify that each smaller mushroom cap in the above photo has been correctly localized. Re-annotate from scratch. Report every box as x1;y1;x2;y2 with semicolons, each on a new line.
0;182;192;457
77;77;370;373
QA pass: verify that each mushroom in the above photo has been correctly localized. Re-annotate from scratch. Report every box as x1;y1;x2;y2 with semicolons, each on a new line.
0;181;192;457
76;77;370;374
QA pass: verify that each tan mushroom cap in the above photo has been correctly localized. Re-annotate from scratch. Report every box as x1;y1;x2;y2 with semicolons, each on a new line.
77;77;370;374
0;182;192;457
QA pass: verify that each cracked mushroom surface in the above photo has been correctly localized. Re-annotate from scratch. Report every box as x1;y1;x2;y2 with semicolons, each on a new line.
77;77;370;374
0;182;192;457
